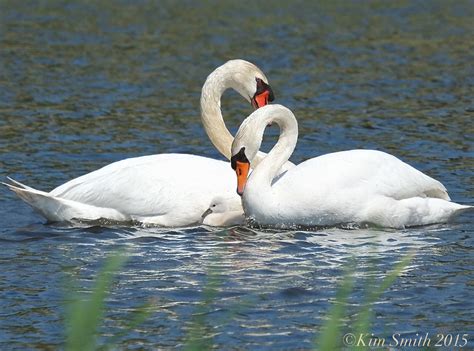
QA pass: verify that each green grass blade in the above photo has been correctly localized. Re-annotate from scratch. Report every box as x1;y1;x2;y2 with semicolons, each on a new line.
183;262;222;351
354;252;414;341
65;253;127;351
100;299;156;349
315;263;355;351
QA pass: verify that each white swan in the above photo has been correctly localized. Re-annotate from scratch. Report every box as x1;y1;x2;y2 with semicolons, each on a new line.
201;195;245;227
230;104;471;229
4;60;275;226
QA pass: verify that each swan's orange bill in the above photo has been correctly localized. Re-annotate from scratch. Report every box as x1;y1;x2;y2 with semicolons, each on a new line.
252;90;270;109
235;160;250;196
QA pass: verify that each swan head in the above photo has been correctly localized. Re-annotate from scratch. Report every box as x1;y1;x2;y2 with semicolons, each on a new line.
222;59;275;108
230;147;251;196
201;195;245;227
230;105;263;196
251;77;274;109
201;195;242;219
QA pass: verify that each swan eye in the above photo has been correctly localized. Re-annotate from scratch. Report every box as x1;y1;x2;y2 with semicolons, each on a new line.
231;147;249;170
255;78;274;102
252;78;274;109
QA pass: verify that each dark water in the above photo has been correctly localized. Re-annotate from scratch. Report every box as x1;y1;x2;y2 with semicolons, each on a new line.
1;1;473;350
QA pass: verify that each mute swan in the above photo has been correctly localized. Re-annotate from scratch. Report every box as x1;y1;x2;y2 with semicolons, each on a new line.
201;195;245;226
230;104;471;229
4;60;275;226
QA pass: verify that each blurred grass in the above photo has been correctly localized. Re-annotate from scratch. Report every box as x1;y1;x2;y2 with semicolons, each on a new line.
65;250;412;350
315;252;414;351
183;262;221;351
65;252;153;351
353;253;413;342
315;261;355;350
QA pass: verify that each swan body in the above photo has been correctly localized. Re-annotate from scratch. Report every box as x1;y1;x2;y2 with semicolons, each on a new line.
5;60;275;226
231;105;471;229
6;155;240;226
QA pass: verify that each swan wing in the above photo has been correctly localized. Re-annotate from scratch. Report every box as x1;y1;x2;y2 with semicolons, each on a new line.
280;149;449;201
248;149;458;228
50;154;236;217
5;154;237;225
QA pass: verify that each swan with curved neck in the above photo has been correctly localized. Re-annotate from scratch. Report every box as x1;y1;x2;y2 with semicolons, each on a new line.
4;60;274;226
231;104;471;229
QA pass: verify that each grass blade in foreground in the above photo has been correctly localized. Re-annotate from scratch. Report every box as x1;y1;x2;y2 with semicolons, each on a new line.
354;253;414;341
315;253;413;350
183;262;221;351
315;263;355;350
65;252;153;351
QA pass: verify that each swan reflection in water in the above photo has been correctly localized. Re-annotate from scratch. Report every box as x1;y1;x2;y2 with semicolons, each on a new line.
93;223;449;277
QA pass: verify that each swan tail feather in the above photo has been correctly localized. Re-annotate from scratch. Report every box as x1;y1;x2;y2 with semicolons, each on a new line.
3;181;129;222
393;198;471;228
6;177;37;191
363;196;472;228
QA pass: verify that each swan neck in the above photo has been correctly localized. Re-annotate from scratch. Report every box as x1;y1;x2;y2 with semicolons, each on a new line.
200;68;236;160
250;111;298;189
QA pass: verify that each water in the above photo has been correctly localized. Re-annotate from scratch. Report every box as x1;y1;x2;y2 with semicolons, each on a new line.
1;1;473;349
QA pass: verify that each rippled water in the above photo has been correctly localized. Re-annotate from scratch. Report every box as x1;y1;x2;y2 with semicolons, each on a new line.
1;1;473;350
